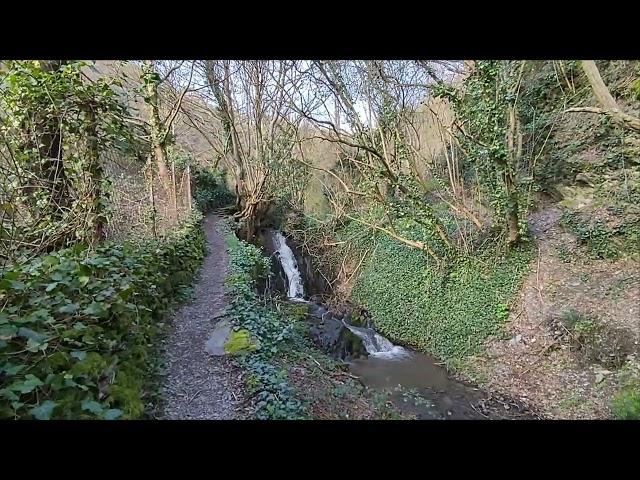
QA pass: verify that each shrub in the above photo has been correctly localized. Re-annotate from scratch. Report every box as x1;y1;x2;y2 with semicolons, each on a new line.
0;212;205;419
192;168;235;212
221;221;306;420
612;388;640;420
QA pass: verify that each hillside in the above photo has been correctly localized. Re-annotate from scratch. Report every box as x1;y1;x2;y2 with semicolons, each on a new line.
1;59;638;421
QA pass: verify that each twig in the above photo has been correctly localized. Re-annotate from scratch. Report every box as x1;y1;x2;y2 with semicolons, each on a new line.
187;390;203;405
535;246;544;309
469;401;489;419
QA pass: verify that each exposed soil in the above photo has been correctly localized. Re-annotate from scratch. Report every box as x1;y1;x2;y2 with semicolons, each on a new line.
160;215;246;419
286;359;387;419
466;206;640;419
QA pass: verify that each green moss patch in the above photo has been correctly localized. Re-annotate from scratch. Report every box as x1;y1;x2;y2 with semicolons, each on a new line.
224;329;260;355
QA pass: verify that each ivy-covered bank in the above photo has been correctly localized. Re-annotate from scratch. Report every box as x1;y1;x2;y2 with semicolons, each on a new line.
341;222;534;365
0;213;205;419
221;221;306;419
220;221;406;420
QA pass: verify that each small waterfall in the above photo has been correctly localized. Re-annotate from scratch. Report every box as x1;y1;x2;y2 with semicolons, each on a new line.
273;231;305;299
271;230;407;360
342;321;410;360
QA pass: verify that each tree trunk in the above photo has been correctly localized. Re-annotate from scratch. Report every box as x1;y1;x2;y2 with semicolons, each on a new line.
144;63;171;192
580;61;640;133
84;102;105;244
26;60;72;215
170;158;178;221
504;104;522;246
205;60;246;211
186;164;192;213
506;203;520;246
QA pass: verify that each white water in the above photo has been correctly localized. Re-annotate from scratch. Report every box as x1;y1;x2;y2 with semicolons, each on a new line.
273;230;407;359
342;321;410;360
273;231;305;299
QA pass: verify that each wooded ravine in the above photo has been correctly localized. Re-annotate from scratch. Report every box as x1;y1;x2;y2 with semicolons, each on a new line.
0;60;638;420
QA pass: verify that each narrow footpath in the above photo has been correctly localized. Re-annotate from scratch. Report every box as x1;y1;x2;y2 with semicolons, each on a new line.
161;215;244;419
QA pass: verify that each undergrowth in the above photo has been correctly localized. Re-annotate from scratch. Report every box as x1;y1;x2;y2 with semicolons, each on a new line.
0;212;206;419
343;221;534;363
612;360;640;420
221;221;306;420
192;167;235;212
560;210;640;260
555;309;635;369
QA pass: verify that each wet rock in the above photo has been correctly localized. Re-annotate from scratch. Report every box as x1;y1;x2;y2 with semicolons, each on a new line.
205;319;232;356
308;303;327;318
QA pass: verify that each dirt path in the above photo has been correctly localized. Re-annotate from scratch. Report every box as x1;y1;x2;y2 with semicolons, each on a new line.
161;215;244;419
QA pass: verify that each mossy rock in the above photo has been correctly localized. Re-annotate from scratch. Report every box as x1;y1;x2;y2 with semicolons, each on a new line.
558;185;595;210
224;329;261;355
285;303;310;321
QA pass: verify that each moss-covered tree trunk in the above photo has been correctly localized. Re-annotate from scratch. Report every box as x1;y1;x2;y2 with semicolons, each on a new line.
23;60;72;216
83;101;106;244
504;104;522;246
579;61;640;133
146;84;171;193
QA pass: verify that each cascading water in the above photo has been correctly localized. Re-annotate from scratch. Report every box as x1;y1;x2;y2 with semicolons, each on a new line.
273;231;305;300
266;229;532;419
342;321;410;359
272;230;407;358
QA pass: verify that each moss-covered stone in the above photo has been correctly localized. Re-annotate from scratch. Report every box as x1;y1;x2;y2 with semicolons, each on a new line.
224;329;260;355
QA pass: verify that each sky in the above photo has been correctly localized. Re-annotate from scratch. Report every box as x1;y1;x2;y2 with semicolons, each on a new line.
126;60;461;134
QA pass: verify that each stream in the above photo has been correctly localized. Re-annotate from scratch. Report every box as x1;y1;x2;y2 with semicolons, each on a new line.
266;229;532;420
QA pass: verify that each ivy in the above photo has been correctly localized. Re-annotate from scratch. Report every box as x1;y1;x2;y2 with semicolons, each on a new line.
342;220;533;362
560;211;640;260
221;221;306;420
0;60;131;255
433;61;528;243
0;211;205;419
192;167;235;212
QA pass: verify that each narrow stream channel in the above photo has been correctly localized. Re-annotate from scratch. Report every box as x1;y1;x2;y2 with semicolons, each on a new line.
267;228;532;420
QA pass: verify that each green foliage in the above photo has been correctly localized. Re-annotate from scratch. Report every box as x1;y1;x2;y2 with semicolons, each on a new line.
612;360;640;419
612;388;640;420
433;61;527;240
344;221;533;361
0;60;131;253
632;79;640;101
560;211;639;260
557;309;635;369
192;167;235;212
221;221;305;419
495;303;510;322
561;309;595;333
0;212;205;419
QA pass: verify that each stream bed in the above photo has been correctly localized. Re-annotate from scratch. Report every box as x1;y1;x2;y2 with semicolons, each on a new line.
263;228;534;420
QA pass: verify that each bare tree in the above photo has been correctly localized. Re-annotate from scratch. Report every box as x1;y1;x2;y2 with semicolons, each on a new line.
140;60;195;194
277;60;464;259
196;60;305;239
